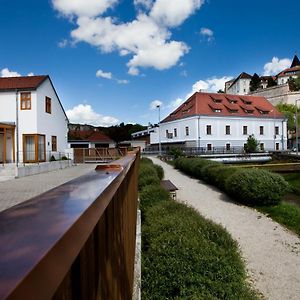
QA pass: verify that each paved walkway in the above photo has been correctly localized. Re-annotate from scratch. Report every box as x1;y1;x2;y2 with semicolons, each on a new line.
150;157;300;300
0;164;98;212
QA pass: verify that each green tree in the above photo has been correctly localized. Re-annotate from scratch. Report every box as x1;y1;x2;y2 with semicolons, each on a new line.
276;103;300;132
288;74;300;91
244;134;259;153
249;73;261;92
267;77;277;88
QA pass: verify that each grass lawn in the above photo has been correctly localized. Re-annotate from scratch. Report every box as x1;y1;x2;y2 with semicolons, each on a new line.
282;173;300;194
256;202;300;236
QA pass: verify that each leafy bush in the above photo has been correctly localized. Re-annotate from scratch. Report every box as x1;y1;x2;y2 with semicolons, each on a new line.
139;185;170;212
214;166;239;190
225;168;289;205
153;164;164;180
201;164;228;186
167;146;185;159
142;201;258;300
61;156;69;160
50;155;56;161
140;157;154;165
138;163;160;190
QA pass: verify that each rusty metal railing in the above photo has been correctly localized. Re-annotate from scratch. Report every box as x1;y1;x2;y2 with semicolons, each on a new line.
0;150;140;299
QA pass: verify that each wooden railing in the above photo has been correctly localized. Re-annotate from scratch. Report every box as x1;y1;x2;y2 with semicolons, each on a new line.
0;150;140;300
74;147;128;163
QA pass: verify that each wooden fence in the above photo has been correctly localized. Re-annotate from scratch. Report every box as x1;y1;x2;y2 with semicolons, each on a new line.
73;147;128;163
0;150;140;299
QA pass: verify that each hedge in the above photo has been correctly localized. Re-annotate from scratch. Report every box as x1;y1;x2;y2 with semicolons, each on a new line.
174;157;289;206
139;158;258;299
225;168;289;206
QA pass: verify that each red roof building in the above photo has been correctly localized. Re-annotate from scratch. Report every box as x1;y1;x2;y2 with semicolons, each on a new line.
150;92;287;151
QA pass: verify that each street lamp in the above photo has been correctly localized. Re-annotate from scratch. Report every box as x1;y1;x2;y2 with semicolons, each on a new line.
157;104;162;156
296;99;300;155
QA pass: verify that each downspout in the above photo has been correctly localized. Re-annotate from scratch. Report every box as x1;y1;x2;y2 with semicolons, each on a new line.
15;90;19;167
197;116;200;148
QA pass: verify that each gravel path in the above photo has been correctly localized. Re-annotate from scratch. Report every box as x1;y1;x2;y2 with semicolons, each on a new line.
150;157;300;300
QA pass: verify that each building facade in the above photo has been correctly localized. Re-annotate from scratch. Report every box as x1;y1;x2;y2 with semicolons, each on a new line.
0;76;68;164
225;72;252;95
150;92;287;151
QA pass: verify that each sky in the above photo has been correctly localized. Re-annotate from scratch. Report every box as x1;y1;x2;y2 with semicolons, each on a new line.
1;0;300;126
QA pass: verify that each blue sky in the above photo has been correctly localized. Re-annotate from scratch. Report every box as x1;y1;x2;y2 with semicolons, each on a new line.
1;0;300;126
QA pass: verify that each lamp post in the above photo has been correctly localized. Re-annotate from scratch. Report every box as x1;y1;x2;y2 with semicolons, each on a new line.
296;99;300;155
157;104;161;156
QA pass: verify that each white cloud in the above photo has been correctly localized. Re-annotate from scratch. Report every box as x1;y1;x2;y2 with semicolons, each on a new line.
1;68;21;77
52;0;117;18
263;57;292;75
134;0;153;10
200;27;214;41
52;0;204;74
149;100;163;110
0;68;34;78
150;0;203;27
186;76;233;97
58;39;68;48
66;104;119;126
96;69;113;79
117;79;129;84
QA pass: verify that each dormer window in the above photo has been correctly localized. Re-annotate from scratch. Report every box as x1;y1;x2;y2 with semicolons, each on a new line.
210;96;223;103
240;97;252;105
225;96;238;104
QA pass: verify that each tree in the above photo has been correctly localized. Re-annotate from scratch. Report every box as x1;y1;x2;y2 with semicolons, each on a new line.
249;73;261;92
288;74;300;91
276;103;300;132
267;77;277;88
244;134;259;153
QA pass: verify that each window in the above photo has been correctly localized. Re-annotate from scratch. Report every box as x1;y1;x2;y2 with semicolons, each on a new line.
260;143;264;151
20;92;31;110
243;126;248;135
260;126;264;135
275;126;279;135
166;130;169;138
23;134;45;163
45;97;51;114
225;125;230;135
185;126;189;136
207;144;212;151
52;136;57;151
276;143;280;150
174;128;177;137
206;125;212;135
226;143;231;151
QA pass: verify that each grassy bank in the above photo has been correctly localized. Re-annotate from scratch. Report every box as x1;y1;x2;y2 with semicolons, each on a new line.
257;202;300;236
139;158;259;299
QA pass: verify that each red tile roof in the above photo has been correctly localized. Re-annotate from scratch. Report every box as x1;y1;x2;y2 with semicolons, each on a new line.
277;66;300;77
162;92;283;123
0;75;48;91
68;130;114;142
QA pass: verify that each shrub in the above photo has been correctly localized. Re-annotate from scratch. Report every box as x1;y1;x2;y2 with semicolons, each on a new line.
214;166;239;190
140;157;153;165
225;168;289;206
61;156;68;160
139;185;170;212
138;163;160;190
142;201;258;299
50;155;56;161
197;160;221;181
201;164;228;185
168;146;185;159
153;164;164;180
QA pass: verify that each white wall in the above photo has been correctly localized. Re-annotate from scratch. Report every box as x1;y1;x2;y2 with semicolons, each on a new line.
36;79;68;155
0;92;16;122
227;79;251;95
151;115;287;150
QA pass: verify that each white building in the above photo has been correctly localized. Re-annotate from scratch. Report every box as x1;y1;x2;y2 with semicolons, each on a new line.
276;55;300;85
150;92;287;151
225;72;252;95
0;75;68;164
